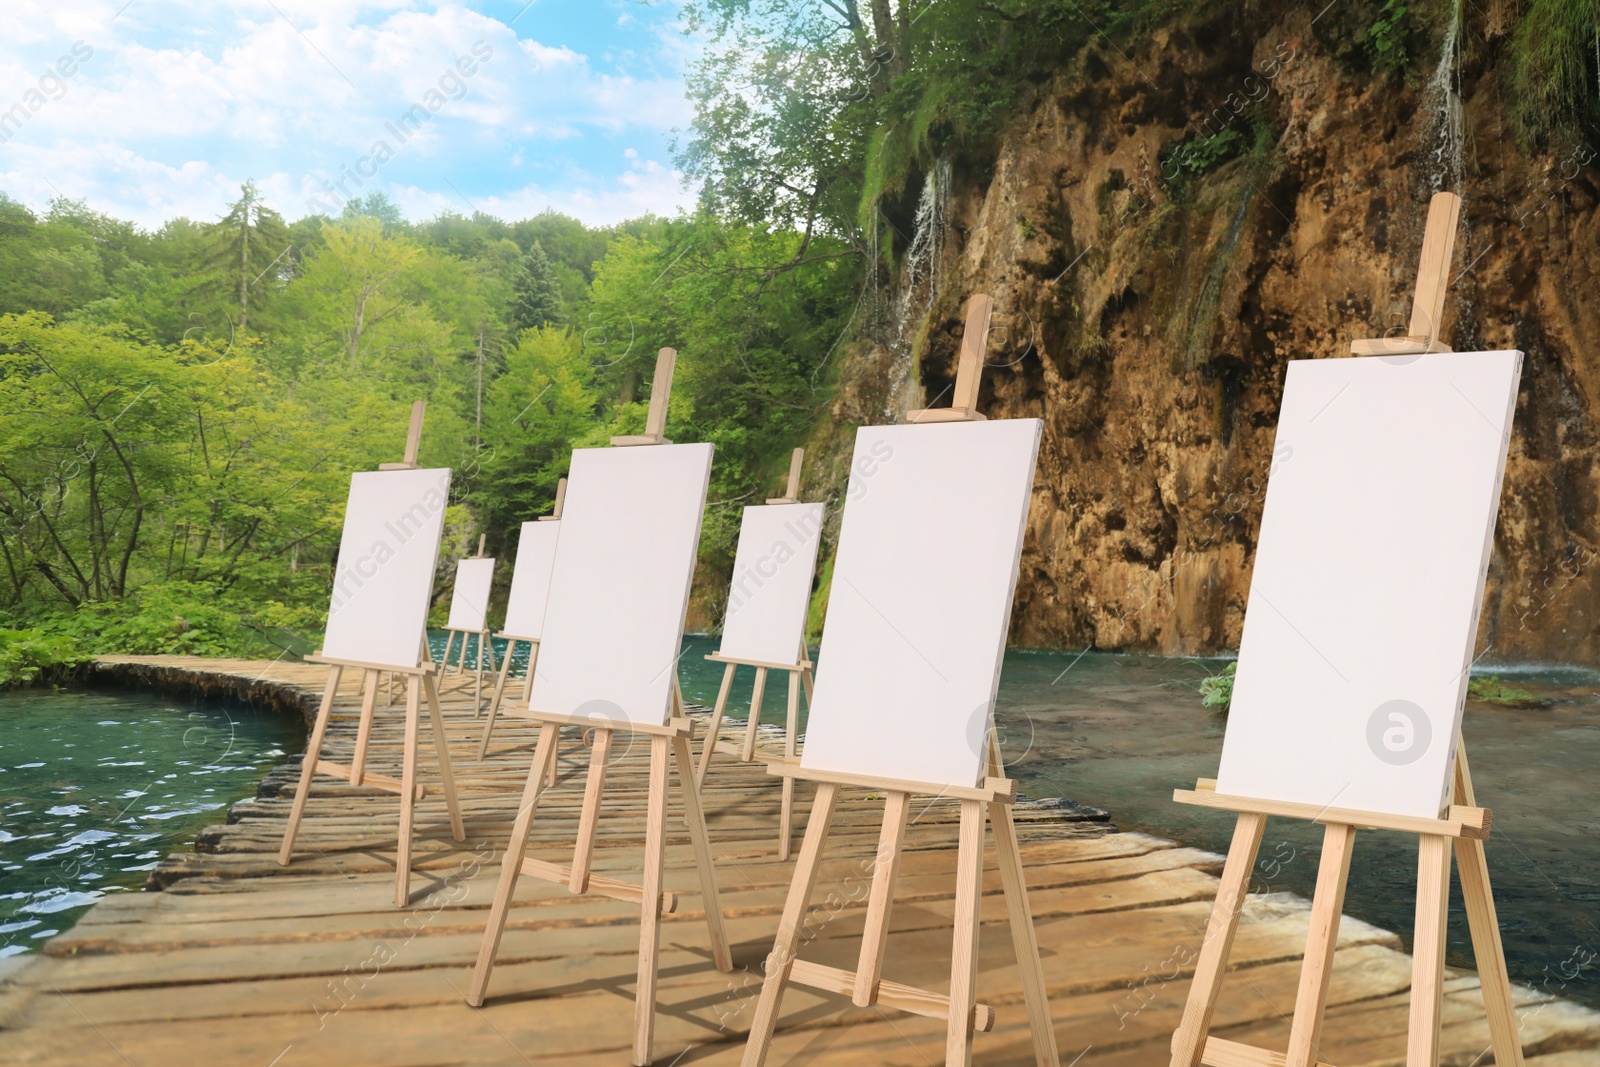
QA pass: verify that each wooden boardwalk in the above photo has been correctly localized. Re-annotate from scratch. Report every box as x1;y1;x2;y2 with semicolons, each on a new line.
1;656;1598;1066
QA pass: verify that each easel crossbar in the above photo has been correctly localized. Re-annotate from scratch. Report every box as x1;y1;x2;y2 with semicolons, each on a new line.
314;759;426;799
1202;1036;1337;1067
519;857;680;913
517;710;694;739
787;959;996;1031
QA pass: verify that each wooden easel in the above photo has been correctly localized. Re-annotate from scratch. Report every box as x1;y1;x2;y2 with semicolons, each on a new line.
278;401;467;908
466;348;733;1067
439;534;499;716
696;446;816;860
1167;191;1525;1067
740;295;1059;1067
477;477;563;768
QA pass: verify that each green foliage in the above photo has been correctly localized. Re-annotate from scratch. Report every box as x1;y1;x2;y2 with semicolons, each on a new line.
0;629;88;688
1367;0;1413;72
1164;128;1245;179
1466;675;1538;705
1510;0;1600;143
0;164;856;640
1198;661;1237;714
509;242;563;332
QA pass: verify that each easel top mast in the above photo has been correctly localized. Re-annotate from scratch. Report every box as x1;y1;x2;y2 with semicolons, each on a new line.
378;400;428;471
907;294;993;424
1351;191;1461;356
611;348;676;446
538;477;567;522
765;448;807;504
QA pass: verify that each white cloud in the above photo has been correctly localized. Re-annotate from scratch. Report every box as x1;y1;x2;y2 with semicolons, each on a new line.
0;0;700;227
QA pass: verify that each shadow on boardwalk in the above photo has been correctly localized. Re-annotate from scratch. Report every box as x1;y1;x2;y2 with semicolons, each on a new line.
0;655;1597;1065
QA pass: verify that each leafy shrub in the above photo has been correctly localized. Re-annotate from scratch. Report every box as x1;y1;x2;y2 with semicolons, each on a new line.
1367;0;1412;72
1466;675;1537;705
7;582;317;660
0;629;89;688
1198;661;1237;713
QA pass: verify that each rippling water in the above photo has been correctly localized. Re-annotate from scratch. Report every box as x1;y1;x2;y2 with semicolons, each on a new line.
0;685;302;958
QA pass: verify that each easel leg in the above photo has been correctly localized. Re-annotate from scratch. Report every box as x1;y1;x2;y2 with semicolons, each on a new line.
477;638;519;761
467;723;559;1006
475;630;489;716
672;736;732;971
1407;834;1453;1067
989;798;1060;1066
1286;822;1357;1067
741;782;840;1067
946;798;986;1067
422;672;465;843
741;667;768;762
696;662;737;787
1454;748;1525;1066
634;735;671;1067
779;668;799;860
395;675;422;908
568;729;612;892
349;669;379;786
441;630;457;676
1169;811;1268;1067
853;791;909;1005
278;666;343;865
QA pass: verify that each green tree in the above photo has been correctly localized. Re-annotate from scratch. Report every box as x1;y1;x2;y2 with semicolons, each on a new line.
510;241;563;332
207;180;290;336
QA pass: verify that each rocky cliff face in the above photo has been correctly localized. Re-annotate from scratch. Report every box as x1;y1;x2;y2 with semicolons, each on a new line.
809;2;1600;663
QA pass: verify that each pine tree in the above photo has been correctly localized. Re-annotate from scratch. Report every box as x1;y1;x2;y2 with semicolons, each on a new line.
207;180;289;336
509;241;561;332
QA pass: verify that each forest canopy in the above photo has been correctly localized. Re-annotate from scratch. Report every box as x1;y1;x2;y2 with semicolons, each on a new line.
0;186;858;660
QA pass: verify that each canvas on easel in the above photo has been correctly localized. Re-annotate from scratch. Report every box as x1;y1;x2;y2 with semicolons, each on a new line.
464;349;732;1067
476;478;563;762
1167;192;1528;1067
438;536;497;715
277;401;466;908
696;446;824;859
739;295;1060;1067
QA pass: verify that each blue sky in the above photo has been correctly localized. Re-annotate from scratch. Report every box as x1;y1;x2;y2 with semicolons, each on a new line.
0;1;701;227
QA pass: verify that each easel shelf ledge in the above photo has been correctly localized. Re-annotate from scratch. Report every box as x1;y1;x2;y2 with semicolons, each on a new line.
1174;782;1490;839
766;762;1018;805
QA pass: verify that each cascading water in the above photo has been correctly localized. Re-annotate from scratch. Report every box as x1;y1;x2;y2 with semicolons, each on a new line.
897;157;951;340
1421;0;1464;194
885;157;951;420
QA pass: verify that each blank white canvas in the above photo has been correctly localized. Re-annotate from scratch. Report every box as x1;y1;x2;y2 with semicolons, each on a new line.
528;443;713;728
502;521;560;640
445;557;495;632
801;419;1042;788
323;468;452;670
719;503;825;665
1216;350;1522;820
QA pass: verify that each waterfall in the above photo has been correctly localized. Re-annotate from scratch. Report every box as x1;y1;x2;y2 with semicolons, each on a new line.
883;157;951;420
1421;0;1464;194
897;157;951;341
